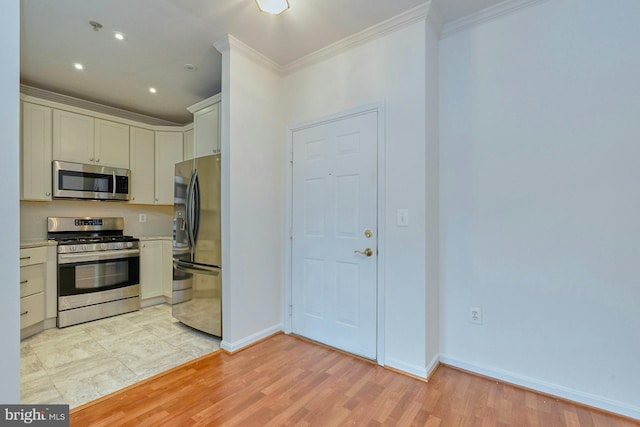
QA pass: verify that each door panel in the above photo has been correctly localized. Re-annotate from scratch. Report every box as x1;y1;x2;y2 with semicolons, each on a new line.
291;111;378;360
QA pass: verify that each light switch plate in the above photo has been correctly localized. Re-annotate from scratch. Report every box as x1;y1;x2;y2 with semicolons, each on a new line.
397;209;409;227
139;213;147;223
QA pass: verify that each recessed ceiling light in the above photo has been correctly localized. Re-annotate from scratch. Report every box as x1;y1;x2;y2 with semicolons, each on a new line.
74;63;84;71
183;64;198;72
255;0;290;15
113;31;126;41
149;87;157;94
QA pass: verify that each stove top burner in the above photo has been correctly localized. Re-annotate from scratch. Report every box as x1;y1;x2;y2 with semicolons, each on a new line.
57;235;138;245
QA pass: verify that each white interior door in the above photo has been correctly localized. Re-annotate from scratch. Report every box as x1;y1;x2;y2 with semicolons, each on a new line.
291;111;378;360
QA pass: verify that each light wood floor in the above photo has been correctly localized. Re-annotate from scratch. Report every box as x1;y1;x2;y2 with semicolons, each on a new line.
70;334;638;426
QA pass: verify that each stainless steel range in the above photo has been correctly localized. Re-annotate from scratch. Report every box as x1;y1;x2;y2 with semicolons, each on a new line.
47;217;140;328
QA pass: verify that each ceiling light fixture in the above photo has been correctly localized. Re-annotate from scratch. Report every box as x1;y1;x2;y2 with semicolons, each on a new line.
74;63;84;71
255;0;289;15
149;87;157;94
113;31;126;41
89;21;102;31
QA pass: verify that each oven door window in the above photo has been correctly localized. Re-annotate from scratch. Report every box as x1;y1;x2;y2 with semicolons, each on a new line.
58;257;140;296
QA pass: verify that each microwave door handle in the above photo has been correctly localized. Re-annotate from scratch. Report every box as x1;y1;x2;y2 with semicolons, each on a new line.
112;171;116;196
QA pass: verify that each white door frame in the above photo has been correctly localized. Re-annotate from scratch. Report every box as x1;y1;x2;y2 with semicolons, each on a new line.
283;102;386;365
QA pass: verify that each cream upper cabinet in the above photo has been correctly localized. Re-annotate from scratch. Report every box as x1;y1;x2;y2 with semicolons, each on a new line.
155;131;183;205
21;102;52;201
53;110;129;168
194;103;220;157
187;94;221;158
53;109;94;164
129;127;155;204
94;119;130;168
183;128;194;161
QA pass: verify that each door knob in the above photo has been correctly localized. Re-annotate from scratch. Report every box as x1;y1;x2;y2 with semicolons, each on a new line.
354;248;373;257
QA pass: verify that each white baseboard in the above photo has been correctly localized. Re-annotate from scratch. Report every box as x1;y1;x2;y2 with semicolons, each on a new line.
385;357;428;378
220;324;283;353
384;353;440;380
425;353;440;379
439;355;640;421
139;296;166;308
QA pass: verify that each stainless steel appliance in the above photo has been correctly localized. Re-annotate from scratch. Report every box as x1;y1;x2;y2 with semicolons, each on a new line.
172;154;222;337
53;160;131;201
47;217;140;327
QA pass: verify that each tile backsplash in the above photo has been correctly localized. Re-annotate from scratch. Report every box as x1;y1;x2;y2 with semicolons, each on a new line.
20;200;173;242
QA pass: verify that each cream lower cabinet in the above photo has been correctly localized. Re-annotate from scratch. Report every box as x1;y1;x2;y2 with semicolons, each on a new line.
140;239;172;306
20;245;58;339
20;247;47;331
155;131;183;205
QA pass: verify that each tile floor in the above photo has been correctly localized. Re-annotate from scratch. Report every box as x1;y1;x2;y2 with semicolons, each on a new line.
20;304;221;408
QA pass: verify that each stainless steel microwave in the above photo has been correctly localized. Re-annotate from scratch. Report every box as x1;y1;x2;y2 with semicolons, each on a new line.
53;160;131;201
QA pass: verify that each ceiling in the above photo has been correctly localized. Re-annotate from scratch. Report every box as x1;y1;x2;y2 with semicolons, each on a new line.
20;0;504;125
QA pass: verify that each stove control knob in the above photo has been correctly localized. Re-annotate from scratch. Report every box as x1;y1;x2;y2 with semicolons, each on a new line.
126;242;134;248
116;242;124;249
82;244;89;251
100;243;107;250
69;245;77;252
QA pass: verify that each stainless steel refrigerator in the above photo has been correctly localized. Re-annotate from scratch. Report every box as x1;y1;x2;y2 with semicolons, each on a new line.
172;154;222;337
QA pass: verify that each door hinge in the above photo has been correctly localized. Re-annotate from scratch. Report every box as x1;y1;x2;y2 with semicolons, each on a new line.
290;151;293;164
289;304;293;316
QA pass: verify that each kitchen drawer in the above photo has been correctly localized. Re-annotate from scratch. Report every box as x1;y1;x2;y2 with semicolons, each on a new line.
20;292;45;329
20;263;46;297
20;246;47;267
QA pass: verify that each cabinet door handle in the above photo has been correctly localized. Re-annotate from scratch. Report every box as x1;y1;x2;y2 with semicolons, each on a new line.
46;192;51;196
96;158;100;163
20;310;29;316
90;157;94;162
20;256;31;260
20;280;28;284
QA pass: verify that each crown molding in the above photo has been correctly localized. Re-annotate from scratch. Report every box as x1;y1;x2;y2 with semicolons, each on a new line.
427;1;444;37
441;0;548;38
20;84;181;126
214;34;282;75
281;2;431;75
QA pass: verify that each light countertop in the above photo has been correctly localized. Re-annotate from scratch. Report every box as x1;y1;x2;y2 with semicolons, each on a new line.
137;236;172;241
20;240;58;249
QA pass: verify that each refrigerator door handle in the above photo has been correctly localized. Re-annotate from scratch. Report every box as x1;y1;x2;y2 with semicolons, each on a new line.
173;259;221;276
192;168;200;247
185;170;196;250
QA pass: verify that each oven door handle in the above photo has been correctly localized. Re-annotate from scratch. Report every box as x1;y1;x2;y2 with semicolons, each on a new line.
173;259;220;276
58;248;140;264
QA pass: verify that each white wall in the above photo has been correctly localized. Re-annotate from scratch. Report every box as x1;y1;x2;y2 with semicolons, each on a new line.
20;201;173;241
217;37;285;349
424;16;440;373
0;0;20;403
439;0;640;417
283;20;437;376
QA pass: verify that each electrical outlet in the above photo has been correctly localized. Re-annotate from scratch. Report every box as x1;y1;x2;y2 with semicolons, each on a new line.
139;213;147;223
397;209;409;226
469;306;482;325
